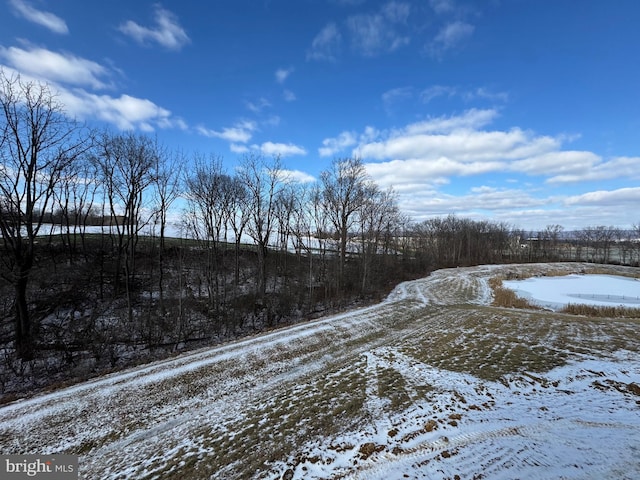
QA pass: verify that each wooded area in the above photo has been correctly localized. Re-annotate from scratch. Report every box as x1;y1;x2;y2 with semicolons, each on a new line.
2;71;640;398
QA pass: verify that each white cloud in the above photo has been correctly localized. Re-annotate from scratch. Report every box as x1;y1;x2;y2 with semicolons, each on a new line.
275;67;294;84
565;187;640;207
365;157;507;190
246;97;271;113
421;85;509;104
546;156;640;184
359;127;555;165
466;87;509;103
197;121;257;143
264;115;281;127
283;89;296;102
319;131;358;157
307;23;342;61
9;0;68;34
382;1;411;23
281;169;316;184
384;183;551;224
421;85;457;103
347;1;411;57
402;108;498;135
512;151;601;177
68;94;158;130
59;89;181;131
255;142;307;157
119;6;190;51
230;144;250;154
331;0;366;5
0;46;111;90
0;63;182;131
327;109;626;192
428;21;474;58
429;0;456;14
324;109;640;228
382;86;413;111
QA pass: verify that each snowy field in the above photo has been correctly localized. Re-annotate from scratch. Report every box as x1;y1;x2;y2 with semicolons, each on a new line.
1;263;639;479
504;274;640;310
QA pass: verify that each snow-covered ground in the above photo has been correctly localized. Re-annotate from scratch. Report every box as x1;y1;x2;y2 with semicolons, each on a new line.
1;263;639;479
504;273;640;310
274;351;640;480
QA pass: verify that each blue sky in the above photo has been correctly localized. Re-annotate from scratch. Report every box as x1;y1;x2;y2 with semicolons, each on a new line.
2;0;640;230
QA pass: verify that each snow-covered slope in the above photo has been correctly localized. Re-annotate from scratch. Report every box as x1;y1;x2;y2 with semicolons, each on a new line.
1;263;639;479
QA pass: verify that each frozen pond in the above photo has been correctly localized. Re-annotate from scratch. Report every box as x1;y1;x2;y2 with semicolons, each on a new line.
503;274;640;310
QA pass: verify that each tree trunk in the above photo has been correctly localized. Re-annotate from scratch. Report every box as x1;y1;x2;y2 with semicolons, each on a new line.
15;273;33;360
234;240;241;288
158;215;165;314
257;242;267;298
339;224;347;292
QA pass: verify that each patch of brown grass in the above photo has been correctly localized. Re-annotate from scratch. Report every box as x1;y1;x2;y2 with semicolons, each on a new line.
489;277;539;309
560;303;640;318
377;366;412;410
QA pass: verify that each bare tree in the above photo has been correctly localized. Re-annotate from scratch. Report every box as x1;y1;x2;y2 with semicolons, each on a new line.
320;157;369;292
184;154;228;313
632;223;640;265
152;147;183;311
238;154;284;299
93;131;157;318
579;225;618;263
358;184;399;293
53;155;100;262
0;70;90;359
222;174;249;289
309;184;331;303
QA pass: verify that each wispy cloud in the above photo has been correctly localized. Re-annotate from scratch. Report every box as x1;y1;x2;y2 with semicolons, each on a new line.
565;187;640;207
283;89;296;102
402;108;498;135
1;52;184;131
330;0;366;5
347;1;411;57
421;85;509;104
8;0;68;34
381;86;414;113
307;23;342;61
429;0;456;15
275;67;294;84
421;85;458;103
467;87;509;103
230;144;250;154
246;97;271;113
197;121;257;143
119;5;190;51
546;156;640;184
255;141;307;157
319;131;358;157
0;46;112;90
428;21;474;58
280;169;316;183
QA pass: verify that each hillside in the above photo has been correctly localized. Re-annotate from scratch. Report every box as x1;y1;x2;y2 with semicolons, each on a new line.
1;263;639;479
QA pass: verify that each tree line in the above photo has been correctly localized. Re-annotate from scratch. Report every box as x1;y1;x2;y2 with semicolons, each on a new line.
2;71;639;396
